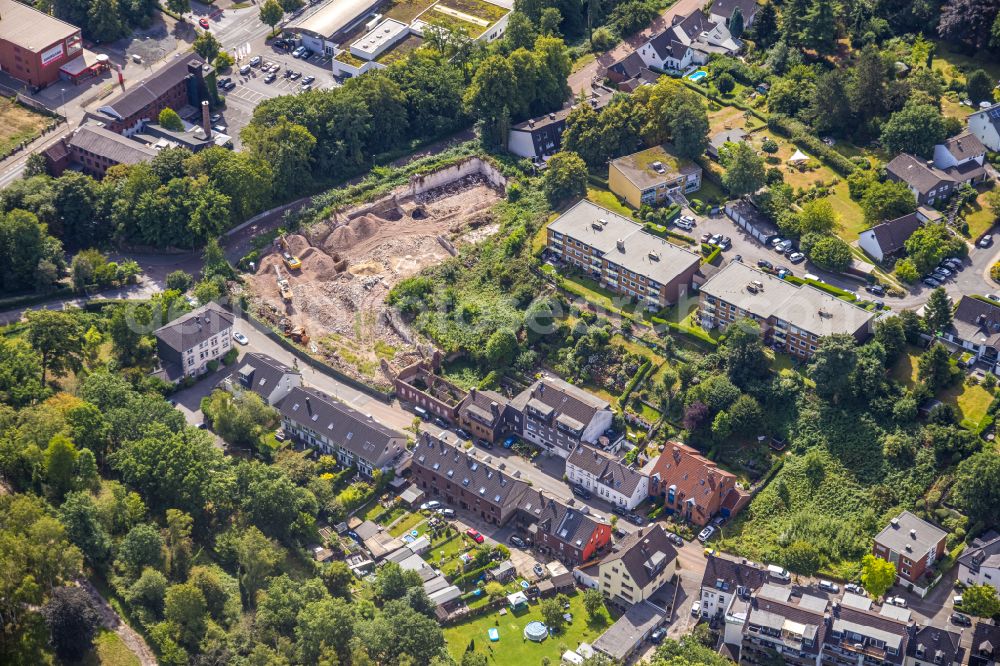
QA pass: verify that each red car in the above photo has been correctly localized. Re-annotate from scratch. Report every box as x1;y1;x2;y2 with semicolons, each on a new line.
199;17;210;28
465;528;484;544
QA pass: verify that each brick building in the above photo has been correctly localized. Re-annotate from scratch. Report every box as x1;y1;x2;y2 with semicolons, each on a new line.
0;0;82;88
872;511;947;586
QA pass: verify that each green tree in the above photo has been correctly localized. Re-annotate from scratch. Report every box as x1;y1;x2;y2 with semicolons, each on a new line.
874;316;906;364
880;102;948;158
165;0;189;13
850;44;888;121
539;6;562;35
894;257;920;283
26;310;84;385
783;540;821;576
164;582;208;648
752;1;778;47
923;288;952;333
296;597;354;662
87;0;123;42
807;235;852;271
860;180;916;225
278;0;304;11
543;151;588;206
233;526;283;604
905;222;967;273
126;567;168;616
540;597;565;632
809;334;858;404
860;554;896;599
0;338;45;407
967;69;994;105
669;97;710;159
716;72;736;94
918;343;957;392
117;522;166;577
241;117;316;199
720;318;768;387
165;270;193;292
484;329;519;367
258;0;284;34
729;6;744;37
42;586;100;662
320;561;354;600
193;29;221;62
165;509;194;581
201;390;279;452
953;451;1000;523
801;0;837;53
796;198;838;236
962;584;1000;617
583;587;604;619
59;490;112;564
44;433;79;501
157;108;184;132
720;141;766;196
464;55;517;147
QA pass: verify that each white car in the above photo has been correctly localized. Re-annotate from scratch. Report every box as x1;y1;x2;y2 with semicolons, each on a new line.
232;332;249;346
818;580;839;593
675;219;694;231
888;596;907;608
697;525;716;542
419;500;441;511
691;600;701;617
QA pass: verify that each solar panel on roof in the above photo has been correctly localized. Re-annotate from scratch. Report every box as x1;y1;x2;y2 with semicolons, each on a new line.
988;106;1000;120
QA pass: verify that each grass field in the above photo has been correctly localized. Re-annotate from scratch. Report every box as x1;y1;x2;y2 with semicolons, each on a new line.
81;630;141;666
587;185;634;217
891;345;995;428
961;181;998;240
0;97;51;159
442;590;611;664
389;511;427;537
931;40;1000;89
384;0;439;23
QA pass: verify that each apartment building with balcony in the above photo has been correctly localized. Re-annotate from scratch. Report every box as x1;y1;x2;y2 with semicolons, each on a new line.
822;594;911;666
739;585;829;666
546;200;702;309
907;625;964;666
609;144;702;208
507;374;615;458
698;262;874;360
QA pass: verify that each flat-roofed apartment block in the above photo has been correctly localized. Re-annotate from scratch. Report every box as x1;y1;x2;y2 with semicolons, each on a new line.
608;144;702;208
698;262;874;360
547;201;702;309
740;584;829;666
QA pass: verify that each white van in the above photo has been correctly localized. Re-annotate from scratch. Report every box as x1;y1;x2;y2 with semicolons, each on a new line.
767;564;791;582
413;406;429;419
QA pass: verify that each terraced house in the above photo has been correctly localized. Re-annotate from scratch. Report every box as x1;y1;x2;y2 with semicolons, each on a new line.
546;200;702;309
279;386;410;478
508;374;615;458
566;444;649;509
740;585;828;666
648;442;750;526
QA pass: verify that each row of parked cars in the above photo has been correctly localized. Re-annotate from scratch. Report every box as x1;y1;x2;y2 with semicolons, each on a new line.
768;236;805;264
921;257;964;288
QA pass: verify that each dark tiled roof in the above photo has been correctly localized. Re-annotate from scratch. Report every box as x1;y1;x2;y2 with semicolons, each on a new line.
279;386;406;467
567;444;647;497
951;296;1000;349
861;212;922;253
648;31;689;61
600;524;676;590
511;91;613;133
747;590;827;655
510;376;610;431
99;55;206;121
829;604;911;665
943;132;987;162
710;0;758;19
458;388;508;428
608;52;646;79
518;488;604;551
227;353;298;399
671;10;713;41
412;432;530;509
701;555;768;593
909;625;963;666
959;534;1000;573
875;511;947;556
69;123;159;166
970;621;1000;666
886;154;953;194
154;302;234;353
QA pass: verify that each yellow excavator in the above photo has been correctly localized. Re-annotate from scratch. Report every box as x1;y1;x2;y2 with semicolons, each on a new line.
274;264;292;303
279;235;302;270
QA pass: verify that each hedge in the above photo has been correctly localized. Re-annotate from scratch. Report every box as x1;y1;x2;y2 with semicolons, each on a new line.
766;115;857;176
618;360;652;407
681;79;768;123
785;275;857;301
644;222;695;245
701;244;722;264
650;315;719;347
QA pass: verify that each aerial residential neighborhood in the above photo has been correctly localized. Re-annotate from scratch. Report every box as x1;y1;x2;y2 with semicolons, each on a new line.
5;0;1000;663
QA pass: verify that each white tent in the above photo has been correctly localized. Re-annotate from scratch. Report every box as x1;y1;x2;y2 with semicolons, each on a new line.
788;149;810;164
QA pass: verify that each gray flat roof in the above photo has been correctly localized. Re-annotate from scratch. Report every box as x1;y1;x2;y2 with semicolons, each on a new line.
289;0;380;39
699;262;874;337
0;0;78;52
549;200;701;286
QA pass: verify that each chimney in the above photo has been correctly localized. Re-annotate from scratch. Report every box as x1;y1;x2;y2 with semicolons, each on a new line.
910;529;917;539
201;100;211;138
470;387;477;398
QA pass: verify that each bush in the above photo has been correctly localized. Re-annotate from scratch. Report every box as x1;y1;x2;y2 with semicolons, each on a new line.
716;73;736;94
590;26;616;51
214;52;234;69
766;115;856;176
991;262;1000;283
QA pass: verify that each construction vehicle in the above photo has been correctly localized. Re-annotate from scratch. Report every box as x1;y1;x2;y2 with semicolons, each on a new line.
278;235;302;270
278;318;309;344
274;264;292;303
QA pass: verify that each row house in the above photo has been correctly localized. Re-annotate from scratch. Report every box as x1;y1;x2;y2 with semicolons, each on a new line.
740;585;829;666
508;374;615;458
546;200;702;310
279;386;410;478
823;594;911;666
701;555;768;621
958;532;1000;592
457;387;509;443
514;488;613;565
221;352;301;406
698;262;875;361
566;444;649;509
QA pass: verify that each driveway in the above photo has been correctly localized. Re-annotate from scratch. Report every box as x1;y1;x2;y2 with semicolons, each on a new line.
567;0;704;94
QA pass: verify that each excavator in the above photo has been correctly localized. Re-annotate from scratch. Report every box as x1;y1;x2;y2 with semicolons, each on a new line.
274;264;293;303
278;235;302;271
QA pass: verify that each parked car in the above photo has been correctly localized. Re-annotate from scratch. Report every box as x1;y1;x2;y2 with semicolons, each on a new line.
951;612;972;627
274;430;286;442
455;428;472;440
476;439;493;449
212;124;227;133
804;273;821;282
703;547;717;557
775;240;793;253
667;532;684;547
289;71;302;80
302;75;316;85
954;595;964;607
466;528;485;544
864;284;885;296
989;294;1000;302
675;219;693;231
571;485;592;500
709;234;723;246
264;73;277;83
239;64;251;75
503;435;517;448
979;234;994;248
717;235;732;249
766;564;791;582
627;513;645;526
680;215;696;224
419;500;441;511
757;259;773;270
250;55;262;66
437;508;456;518
533;563;545;577
292;46;308;58
300;83;312;92
223;79;236;90
509;535;526;548
788;252;805;264
650;627;667;643
199;17;210;28
922;277;940;287
887;596;907;608
944;258;962;270
613;506;628;517
933;267;952;278
700;232;712;243
776;267;792;278
691;600;701;616
770;237;785;249
844;583;864;595
210;112;223;122
697;525;716;542
233;331;249;345
818;580;840;593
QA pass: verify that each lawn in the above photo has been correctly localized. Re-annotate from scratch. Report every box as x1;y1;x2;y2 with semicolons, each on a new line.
81;630;141;666
0;97;52;160
375;35;425;65
610;333;661;363
890;345;996;429
830;181;867;241
931;39;1000;90
693;178;727;207
442;590;611;664
586;185;633;217
436;0;508;22
423;6;489;37
389;511;428;537
384;0;439;23
961;181;998;240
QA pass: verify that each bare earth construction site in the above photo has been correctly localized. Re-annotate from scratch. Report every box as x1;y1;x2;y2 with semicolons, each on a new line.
246;159;507;389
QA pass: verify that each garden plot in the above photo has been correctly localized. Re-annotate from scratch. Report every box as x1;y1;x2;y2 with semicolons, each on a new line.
246;175;503;388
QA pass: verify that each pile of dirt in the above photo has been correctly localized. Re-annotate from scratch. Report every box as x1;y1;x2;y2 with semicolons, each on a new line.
283;234;311;256
323;215;383;253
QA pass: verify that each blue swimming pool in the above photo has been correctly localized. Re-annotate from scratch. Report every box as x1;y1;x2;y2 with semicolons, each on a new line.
688;70;708;82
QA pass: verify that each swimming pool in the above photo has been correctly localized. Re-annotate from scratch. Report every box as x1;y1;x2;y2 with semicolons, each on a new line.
688;70;708;82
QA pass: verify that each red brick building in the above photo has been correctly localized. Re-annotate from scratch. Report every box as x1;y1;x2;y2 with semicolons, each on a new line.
647;442;749;527
873;511;947;585
0;0;82;88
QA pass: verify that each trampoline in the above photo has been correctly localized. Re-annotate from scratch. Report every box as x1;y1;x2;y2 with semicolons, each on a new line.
524;621;549;642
